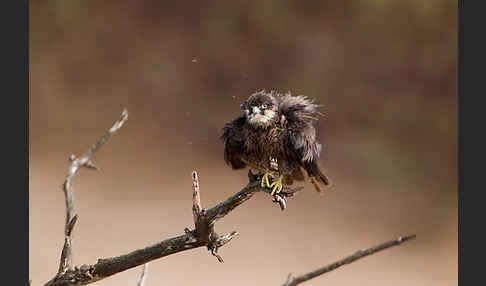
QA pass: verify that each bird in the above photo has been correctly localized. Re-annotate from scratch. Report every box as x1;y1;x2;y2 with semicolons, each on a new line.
221;90;330;195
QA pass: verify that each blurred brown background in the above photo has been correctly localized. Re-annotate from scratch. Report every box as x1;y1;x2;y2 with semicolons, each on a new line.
30;1;457;285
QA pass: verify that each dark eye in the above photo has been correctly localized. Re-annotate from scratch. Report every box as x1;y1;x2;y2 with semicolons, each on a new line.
261;104;267;109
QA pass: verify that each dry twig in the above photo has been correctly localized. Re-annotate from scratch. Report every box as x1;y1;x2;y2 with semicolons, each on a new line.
282;234;417;286
58;108;128;275
45;109;128;285
136;264;149;286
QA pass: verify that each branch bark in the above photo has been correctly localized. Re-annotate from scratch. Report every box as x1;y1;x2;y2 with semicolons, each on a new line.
282;234;417;286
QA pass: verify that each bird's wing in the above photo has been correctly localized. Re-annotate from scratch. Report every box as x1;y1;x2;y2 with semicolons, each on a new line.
279;94;322;163
279;94;330;189
221;115;247;169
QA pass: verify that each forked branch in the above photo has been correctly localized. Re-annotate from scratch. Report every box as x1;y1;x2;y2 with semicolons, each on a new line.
58;109;128;274
45;174;299;286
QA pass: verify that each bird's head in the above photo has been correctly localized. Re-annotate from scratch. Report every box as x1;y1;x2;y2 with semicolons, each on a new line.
240;91;279;128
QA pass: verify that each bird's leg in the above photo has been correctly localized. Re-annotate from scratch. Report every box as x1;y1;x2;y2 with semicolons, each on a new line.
269;160;285;196
260;171;274;188
269;175;284;196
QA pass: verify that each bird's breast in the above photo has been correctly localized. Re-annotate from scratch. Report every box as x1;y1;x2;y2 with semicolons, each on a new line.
247;126;285;156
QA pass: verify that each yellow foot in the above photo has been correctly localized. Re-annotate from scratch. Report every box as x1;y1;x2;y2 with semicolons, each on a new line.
269;176;284;196
260;172;274;188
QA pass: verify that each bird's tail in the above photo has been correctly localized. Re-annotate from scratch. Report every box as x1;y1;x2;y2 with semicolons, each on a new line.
305;160;330;192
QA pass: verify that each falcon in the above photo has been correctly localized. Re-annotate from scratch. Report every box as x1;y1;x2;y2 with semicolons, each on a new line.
221;90;330;195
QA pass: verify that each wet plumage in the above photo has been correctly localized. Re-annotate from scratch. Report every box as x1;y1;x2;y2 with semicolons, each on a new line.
221;90;329;193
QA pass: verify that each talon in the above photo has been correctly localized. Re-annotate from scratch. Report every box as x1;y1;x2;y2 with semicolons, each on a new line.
260;172;274;188
269;176;284;196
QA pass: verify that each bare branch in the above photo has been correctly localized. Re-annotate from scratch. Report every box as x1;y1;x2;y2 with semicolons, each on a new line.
136;264;149;286
204;171;299;225
282;234;417;286
58;108;128;274
45;168;299;286
208;231;239;263
192;171;201;225
58;215;78;273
